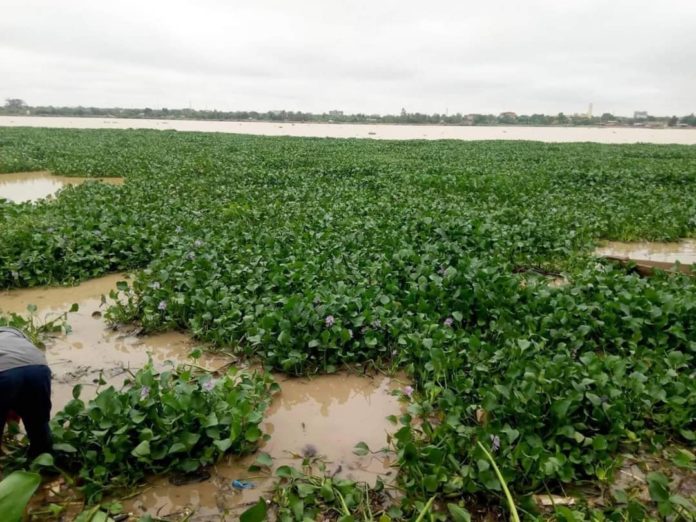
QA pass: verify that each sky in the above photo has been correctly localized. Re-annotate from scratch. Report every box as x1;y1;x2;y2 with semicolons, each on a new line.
1;0;695;116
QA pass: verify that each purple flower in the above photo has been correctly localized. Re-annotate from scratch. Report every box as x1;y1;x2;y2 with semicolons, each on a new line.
140;386;150;399
490;434;500;452
194;239;203;248
438;265;446;275
325;315;335;328
403;385;414;398
186;251;196;260
444;317;454;327
158;300;167;311
175;226;183;234
391;349;398;356
372;319;382;329
150;282;161;290
202;380;216;392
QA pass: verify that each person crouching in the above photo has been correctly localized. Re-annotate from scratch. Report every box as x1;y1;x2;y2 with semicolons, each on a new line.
0;327;52;458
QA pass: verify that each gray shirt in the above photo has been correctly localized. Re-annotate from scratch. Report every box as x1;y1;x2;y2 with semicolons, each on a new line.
0;327;48;373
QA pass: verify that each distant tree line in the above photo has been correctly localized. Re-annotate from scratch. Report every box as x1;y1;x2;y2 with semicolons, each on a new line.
2;98;695;127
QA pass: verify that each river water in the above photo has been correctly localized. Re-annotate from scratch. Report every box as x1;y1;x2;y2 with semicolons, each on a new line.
1;116;695;144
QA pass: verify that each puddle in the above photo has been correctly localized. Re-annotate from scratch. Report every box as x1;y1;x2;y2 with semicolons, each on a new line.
127;373;402;520
0;274;221;409
0;275;404;519
595;240;696;265
0;171;124;203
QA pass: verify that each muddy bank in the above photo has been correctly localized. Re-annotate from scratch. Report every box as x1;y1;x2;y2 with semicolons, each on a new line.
0;274;404;519
596;240;696;275
595;240;696;265
0;171;123;203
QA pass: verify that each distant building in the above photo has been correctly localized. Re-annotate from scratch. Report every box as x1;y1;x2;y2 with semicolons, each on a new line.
499;112;518;119
329;110;344;117
634;111;648;120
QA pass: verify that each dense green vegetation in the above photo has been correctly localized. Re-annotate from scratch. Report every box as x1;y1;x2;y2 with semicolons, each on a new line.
1;128;695;519
51;364;277;502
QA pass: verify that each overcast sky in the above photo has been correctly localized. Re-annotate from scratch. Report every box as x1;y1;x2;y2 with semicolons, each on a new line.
1;0;694;116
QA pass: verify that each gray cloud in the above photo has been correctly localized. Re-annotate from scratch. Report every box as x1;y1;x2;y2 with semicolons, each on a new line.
1;0;694;115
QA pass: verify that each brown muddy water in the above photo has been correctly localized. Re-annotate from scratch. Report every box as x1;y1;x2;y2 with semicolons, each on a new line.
0;274;404;519
595;240;696;271
2;116;696;144
0;171;123;203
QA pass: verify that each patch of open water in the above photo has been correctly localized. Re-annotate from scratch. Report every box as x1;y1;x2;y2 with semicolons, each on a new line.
0;171;123;203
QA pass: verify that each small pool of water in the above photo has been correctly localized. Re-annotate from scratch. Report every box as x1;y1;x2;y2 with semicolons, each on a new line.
0;171;123;203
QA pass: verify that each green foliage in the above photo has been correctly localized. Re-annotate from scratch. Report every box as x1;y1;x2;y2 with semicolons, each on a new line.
48;362;278;501
0;303;77;349
272;467;393;521
1;128;695;517
0;471;41;522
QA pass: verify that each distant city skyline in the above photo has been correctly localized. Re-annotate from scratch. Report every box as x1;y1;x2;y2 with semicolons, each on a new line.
1;1;694;116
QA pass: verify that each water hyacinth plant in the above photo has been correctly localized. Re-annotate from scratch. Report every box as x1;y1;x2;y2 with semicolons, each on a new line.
48;362;278;502
1;128;695;518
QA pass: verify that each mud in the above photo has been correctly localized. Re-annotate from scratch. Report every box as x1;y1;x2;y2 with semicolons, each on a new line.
0;275;404;519
0;171;123;203
595;240;696;266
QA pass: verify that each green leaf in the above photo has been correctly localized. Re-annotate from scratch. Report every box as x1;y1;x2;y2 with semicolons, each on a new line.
671;448;695;469
255;452;273;468
276;466;294;478
291;495;304;520
131;440;151;458
213;438;232;452
240;498;267;522
30;453;54;470
296;483;315;498
646;472;670;503
53;443;77;453
245;426;262;442
447;504;472;522
320;482;335;501
168;442;186;454
353;441;370;456
0;471;42;522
